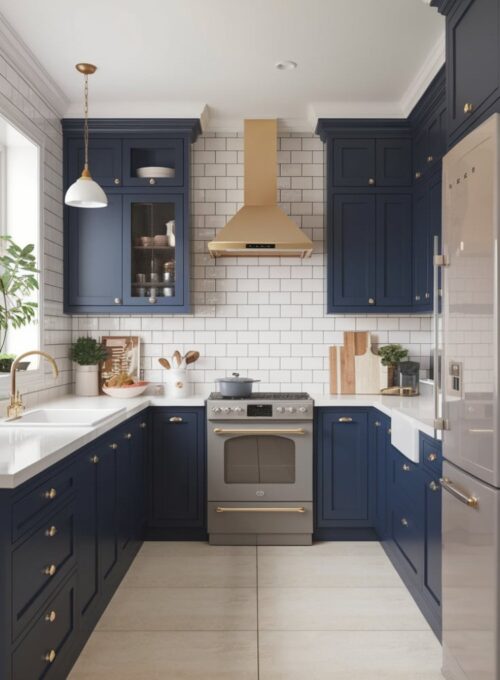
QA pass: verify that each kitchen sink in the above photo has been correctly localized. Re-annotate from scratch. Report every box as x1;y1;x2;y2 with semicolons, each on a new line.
0;408;126;428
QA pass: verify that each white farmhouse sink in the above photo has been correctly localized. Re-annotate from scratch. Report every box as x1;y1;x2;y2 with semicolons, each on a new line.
391;410;420;463
0;408;125;428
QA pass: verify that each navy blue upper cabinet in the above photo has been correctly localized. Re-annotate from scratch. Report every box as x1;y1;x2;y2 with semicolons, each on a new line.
316;409;371;530
376;195;412;306
332;136;411;187
375;139;412;186
63;118;201;314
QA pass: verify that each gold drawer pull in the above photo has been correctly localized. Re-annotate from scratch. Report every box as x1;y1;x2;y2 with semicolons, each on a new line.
213;428;305;435
429;481;440;492
44;488;57;500
440;477;478;508
338;417;353;423
140;422;147;429
216;506;306;513
415;171;422;179
169;416;183;423
43;564;57;577
426;155;434;163
45;610;57;623
90;455;99;464
109;443;118;450
45;526;57;538
44;649;57;664
463;102;474;114
402;463;411;472
401;518;408;527
124;432;132;439
427;452;438;462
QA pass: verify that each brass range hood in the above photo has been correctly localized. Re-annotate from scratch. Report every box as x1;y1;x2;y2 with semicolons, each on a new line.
208;120;313;258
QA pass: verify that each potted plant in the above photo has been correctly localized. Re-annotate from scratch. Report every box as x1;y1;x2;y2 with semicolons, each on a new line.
378;344;409;387
0;236;39;372
70;337;108;396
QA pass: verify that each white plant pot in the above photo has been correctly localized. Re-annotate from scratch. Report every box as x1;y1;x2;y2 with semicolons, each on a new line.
164;368;192;398
74;364;99;397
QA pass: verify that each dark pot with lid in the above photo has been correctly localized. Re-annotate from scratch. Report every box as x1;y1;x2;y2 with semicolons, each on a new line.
216;372;260;398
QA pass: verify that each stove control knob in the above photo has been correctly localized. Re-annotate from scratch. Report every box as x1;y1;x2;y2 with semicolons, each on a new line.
286;407;295;413
276;406;285;413
298;407;307;413
212;407;221;413
222;407;232;414
233;407;243;413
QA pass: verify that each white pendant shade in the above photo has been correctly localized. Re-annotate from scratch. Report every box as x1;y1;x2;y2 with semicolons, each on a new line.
64;175;108;208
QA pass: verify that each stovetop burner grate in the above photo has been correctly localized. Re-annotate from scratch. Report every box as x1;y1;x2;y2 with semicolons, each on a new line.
208;392;311;401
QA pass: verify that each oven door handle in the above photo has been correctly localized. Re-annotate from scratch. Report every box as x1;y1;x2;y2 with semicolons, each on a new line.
215;506;306;513
212;428;306;435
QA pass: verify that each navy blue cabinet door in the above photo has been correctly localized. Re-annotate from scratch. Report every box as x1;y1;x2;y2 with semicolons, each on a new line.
97;438;119;590
316;409;370;527
371;412;391;539
67;138;122;187
66;193;123;308
423;469;442;607
150;408;205;530
413;182;429;307
447;0;500;138
376;195;412;306
331;195;376;307
375;139;412;186
122;138;184;187
333;139;375;186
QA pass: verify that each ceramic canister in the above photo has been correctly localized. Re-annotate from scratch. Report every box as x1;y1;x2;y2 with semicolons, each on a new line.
164;368;192;398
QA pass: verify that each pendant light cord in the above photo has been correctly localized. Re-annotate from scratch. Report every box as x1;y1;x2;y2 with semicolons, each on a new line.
83;73;89;171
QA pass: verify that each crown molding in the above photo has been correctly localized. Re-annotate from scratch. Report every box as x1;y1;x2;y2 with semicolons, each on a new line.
399;32;445;117
0;12;68;117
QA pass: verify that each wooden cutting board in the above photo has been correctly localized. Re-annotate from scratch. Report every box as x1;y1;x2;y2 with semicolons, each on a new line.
354;347;384;394
329;331;370;394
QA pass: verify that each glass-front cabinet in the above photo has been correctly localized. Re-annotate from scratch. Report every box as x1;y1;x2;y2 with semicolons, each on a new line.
123;194;184;307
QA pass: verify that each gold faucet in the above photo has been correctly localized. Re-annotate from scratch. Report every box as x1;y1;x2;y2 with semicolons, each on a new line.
7;351;59;419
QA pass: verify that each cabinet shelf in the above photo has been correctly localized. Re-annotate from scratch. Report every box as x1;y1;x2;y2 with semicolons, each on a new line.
133;245;175;251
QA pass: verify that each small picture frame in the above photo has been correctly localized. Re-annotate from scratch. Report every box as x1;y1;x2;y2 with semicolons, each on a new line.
100;336;140;391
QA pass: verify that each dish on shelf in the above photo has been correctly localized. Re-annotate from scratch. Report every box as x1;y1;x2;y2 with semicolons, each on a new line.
136;166;175;178
140;236;154;247
102;381;149;399
153;234;169;246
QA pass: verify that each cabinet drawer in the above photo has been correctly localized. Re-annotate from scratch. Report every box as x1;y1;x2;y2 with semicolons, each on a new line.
421;434;442;476
12;502;76;639
390;497;422;576
12;463;77;542
390;449;420;501
12;574;76;680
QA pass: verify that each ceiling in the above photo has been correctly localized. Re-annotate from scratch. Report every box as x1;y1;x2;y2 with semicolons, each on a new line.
0;0;444;129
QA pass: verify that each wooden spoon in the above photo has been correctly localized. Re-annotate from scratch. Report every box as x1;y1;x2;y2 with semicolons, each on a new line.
184;350;200;365
158;357;171;370
172;350;182;368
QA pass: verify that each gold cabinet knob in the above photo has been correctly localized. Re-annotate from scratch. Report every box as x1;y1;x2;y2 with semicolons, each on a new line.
45;525;57;538
44;488;57;500
429;481;440;492
169;416;183;423
426;155;434;163
464;102;474;114
368;178;375;186
114;178;121;185
45;610;57;623
374;421;381;427
139;422;147;429
114;297;122;305
149;177;156;185
402;463;411;472
368;298;375;305
415;171;422;179
90;455;99;464
387;428;392;434
415;295;421;301
425;292;430;299
44;650;57;664
427;452;438;462
109;443;118;450
401;518;408;527
43;564;57;577
124;432;132;440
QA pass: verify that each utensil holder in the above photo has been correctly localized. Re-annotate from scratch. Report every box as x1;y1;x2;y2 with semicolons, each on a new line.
164;368;192;398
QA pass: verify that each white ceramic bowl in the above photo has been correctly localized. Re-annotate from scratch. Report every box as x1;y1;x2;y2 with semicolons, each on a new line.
136;166;175;178
102;382;149;399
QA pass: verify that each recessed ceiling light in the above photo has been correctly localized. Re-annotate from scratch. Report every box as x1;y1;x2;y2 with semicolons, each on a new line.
275;60;297;71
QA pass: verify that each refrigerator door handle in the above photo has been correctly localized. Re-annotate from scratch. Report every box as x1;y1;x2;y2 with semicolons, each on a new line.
440;477;479;508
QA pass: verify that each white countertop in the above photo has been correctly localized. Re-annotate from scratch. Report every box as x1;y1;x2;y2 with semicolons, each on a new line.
0;390;436;489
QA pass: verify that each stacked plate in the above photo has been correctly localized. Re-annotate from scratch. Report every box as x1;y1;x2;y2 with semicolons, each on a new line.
136;166;175;178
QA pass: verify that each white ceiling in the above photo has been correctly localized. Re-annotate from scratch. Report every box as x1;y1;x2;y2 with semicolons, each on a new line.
0;0;444;129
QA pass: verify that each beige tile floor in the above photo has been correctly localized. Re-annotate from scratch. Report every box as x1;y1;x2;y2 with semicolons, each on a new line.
69;541;444;680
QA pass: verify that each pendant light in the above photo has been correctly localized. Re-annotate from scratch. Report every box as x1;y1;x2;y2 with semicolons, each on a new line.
64;63;107;208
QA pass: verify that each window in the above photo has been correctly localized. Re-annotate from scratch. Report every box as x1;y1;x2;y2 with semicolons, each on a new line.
0;114;40;368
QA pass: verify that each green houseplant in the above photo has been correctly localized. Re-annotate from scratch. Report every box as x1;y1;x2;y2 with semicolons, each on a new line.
378;344;409;386
70;336;108;396
0;236;39;372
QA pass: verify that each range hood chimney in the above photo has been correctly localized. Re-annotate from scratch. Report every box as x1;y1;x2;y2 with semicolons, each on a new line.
208;120;313;258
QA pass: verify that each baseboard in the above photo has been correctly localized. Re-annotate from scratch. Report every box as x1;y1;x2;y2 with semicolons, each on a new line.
313;527;378;541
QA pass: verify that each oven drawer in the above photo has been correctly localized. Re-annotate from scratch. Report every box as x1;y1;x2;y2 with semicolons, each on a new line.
208;502;313;535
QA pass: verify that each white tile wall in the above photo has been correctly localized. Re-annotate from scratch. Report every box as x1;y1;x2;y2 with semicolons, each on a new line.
0;52;71;409
74;133;432;396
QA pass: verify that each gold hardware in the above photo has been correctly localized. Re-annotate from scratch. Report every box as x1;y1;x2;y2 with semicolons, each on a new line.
468;428;494;434
169;416;183;423
338;417;353;423
368;178;375;186
429;481;440;492
415;171;422;179
387;428;392;434
434;254;448;267
374;421;381;427
140;422;147;429
43;564;57;577
76;63;97;75
401;518;408;527
44;488;57;500
45;526;57;538
90;455;99;464
45;610;57;623
463;102;474;114
425;292;430;299
113;178;120;185
427;452;438;462
7;351;59;419
215;506;306;513
426;155;434;163
109;443;118;450
124;432;132;439
402;463;411;472
440;478;478;507
149;178;156;185
114;297;121;304
44;649;57;663
415;295;421;301
213;428;306;435
368;297;375;305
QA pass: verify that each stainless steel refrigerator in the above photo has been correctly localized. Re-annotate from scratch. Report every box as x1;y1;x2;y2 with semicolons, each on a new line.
440;113;500;680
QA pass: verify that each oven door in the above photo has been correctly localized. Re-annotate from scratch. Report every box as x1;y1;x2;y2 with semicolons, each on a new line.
207;420;312;502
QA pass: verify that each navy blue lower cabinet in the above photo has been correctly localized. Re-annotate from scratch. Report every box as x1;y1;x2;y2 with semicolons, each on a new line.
315;408;374;538
422;469;442;619
148;407;206;539
370;411;391;540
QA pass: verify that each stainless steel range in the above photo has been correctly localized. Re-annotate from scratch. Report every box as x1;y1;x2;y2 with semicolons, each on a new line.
207;392;314;545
